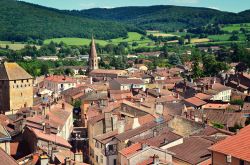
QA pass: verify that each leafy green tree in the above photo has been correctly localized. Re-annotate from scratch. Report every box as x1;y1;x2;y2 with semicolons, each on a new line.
191;51;203;78
41;64;49;75
168;54;181;65
73;100;82;108
230;99;244;106
64;68;74;76
229;34;239;41
178;37;185;45
78;69;85;75
132;42;138;47
186;34;191;44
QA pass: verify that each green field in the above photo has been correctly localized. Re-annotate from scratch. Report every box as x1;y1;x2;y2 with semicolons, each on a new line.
44;32;155;48
44;38;109;46
0;41;41;50
0;43;26;50
222;23;250;32
146;30;179;37
208;34;246;42
208;34;232;41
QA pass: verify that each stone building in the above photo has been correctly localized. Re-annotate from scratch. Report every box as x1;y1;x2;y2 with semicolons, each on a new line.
0;62;33;114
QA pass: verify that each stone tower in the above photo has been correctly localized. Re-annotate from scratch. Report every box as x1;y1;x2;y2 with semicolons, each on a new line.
88;36;99;71
0;62;33;114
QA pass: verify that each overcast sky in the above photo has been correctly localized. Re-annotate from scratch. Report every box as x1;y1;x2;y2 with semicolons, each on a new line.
21;0;250;13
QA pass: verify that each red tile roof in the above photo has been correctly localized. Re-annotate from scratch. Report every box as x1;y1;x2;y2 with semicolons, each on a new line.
195;93;212;100
119;143;142;157
29;127;72;148
114;78;144;85
203;103;229;110
138;114;155;125
209;125;250;161
90;69;127;75
45;75;76;83
184;97;207;107
168;137;213;164
136;157;153;165
0;147;18;165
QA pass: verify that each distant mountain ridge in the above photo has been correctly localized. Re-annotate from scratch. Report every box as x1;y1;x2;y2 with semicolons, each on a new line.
1;0;250;41
75;5;250;31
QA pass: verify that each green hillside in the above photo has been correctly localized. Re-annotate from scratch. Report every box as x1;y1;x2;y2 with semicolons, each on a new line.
77;6;250;31
0;0;128;41
1;0;250;42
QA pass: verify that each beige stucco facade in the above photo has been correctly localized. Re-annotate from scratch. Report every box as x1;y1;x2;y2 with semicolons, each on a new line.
0;78;33;114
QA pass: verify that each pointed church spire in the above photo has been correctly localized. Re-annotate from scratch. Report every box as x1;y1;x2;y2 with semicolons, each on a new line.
88;34;99;71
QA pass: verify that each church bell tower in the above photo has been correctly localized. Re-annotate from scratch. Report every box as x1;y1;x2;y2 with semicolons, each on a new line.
88;35;99;71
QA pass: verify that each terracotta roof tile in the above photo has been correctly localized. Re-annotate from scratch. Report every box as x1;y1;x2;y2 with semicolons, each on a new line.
195;93;212;100
185;97;207;107
90;69;127;75
119;143;142;157
29;127;71;148
0;147;18;165
169;137;213;164
138;114;155;125
141;131;182;147
113;78;144;85
45;75;76;83
209;125;250;161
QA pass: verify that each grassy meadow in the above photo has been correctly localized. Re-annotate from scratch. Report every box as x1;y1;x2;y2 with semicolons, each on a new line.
44;32;155;48
222;23;250;32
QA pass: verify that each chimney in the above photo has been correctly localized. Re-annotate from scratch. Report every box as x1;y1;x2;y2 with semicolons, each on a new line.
74;152;83;163
206;84;209;90
201;86;205;93
42;122;46;133
194;115;199;122
190;111;195;120
40;154;49;165
64;157;71;165
176;93;180;99
132;118;140;129
142;143;148;149
190;78;193;83
237;79;240;87
156;88;160;94
90;76;93;85
62;103;65;110
202;114;207;124
118;120;125;134
153;129;157;137
153;155;159;165
45;123;51;134
182;104;187;115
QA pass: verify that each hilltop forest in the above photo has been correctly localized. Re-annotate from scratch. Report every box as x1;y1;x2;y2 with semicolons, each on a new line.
1;0;250;41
